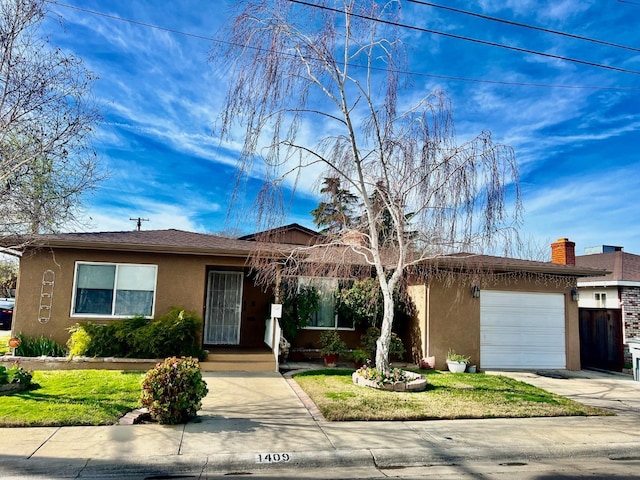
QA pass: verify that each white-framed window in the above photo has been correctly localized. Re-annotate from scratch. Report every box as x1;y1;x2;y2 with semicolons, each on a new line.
71;262;158;318
299;276;354;330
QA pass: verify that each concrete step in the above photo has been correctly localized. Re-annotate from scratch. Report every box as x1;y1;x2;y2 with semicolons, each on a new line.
200;361;276;372
201;350;276;372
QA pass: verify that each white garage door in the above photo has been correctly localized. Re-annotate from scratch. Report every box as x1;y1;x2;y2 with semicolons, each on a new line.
480;291;566;369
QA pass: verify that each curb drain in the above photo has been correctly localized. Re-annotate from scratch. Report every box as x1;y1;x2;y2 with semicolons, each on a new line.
499;462;528;466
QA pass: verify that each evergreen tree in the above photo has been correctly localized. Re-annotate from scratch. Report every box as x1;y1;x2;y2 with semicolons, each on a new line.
311;177;358;234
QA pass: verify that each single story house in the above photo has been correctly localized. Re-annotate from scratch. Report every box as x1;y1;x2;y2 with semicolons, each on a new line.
4;229;605;371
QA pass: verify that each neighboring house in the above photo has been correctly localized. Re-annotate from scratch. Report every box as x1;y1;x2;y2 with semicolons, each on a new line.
4;230;604;371
571;244;640;371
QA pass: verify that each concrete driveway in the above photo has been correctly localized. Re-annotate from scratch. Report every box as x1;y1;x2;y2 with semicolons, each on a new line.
490;369;640;416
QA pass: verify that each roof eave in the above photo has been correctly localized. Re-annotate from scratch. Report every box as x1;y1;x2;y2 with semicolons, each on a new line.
27;240;255;258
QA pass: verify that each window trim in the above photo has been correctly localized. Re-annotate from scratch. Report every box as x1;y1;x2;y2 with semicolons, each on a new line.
71;261;158;319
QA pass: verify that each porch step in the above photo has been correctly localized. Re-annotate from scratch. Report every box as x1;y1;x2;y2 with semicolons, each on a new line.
201;350;276;372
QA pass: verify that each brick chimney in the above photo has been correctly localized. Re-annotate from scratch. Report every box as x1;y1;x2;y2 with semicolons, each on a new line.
551;238;575;265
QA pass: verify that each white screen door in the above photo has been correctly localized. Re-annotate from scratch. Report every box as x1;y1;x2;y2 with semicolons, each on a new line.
204;271;243;345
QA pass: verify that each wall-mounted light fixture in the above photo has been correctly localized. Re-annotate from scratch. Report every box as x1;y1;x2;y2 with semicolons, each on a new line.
571;288;580;302
471;285;481;299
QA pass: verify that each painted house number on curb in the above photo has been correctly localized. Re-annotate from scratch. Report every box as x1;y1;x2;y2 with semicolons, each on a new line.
255;453;291;464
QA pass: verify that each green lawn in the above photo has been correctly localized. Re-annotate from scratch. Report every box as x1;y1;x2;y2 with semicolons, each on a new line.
0;333;9;355
293;369;612;421
0;370;144;427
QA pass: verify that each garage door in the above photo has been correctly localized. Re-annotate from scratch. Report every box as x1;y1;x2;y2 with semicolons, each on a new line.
480;291;566;369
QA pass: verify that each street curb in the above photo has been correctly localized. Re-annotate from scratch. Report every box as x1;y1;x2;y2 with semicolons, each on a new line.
2;443;640;478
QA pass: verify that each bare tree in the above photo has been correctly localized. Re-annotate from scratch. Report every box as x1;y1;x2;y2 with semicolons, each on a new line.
213;0;521;370
0;0;101;237
0;255;17;297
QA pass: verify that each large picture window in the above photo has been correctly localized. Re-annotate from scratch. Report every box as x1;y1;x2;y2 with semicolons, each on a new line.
299;277;354;330
72;262;157;317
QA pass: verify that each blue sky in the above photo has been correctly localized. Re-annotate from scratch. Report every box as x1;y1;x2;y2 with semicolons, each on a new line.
42;0;640;256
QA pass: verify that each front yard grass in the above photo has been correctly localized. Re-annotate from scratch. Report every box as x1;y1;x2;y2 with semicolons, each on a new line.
0;332;10;355
293;369;612;421
0;370;144;427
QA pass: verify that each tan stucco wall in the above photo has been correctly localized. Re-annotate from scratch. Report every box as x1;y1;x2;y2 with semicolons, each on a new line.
13;248;270;348
409;277;581;371
406;284;427;363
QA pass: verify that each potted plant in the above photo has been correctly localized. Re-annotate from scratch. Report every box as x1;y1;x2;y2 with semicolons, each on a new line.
318;330;347;367
446;348;470;373
350;348;370;368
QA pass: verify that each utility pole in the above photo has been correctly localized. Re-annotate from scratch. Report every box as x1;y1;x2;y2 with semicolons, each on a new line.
129;217;149;231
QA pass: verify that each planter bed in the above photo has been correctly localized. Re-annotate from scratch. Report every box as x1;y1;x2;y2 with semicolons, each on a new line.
352;369;427;392
0;354;158;371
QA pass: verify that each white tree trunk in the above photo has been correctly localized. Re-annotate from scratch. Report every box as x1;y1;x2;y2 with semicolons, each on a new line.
375;281;395;371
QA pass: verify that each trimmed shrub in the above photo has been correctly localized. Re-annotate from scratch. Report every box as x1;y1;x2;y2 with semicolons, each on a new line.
140;356;209;424
15;334;67;357
66;308;207;360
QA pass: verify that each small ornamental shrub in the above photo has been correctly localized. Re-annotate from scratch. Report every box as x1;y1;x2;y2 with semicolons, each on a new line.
0;362;33;386
15;334;67;357
140;356;209;425
361;327;405;360
67;326;93;358
318;329;348;356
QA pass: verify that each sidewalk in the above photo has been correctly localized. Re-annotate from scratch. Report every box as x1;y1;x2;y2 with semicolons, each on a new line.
1;369;639;479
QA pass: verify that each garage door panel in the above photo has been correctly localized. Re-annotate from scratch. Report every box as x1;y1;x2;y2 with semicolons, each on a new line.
482;351;565;369
481;291;566;369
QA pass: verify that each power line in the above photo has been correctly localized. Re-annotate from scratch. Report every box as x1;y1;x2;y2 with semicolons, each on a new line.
45;0;216;42
45;0;640;91
407;0;640;53
287;0;640;76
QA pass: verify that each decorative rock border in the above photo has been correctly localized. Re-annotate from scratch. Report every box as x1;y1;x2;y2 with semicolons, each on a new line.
352;370;427;392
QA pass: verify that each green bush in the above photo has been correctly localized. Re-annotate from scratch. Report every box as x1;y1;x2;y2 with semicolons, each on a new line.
0;362;32;386
360;326;405;360
67;308;207;360
335;279;415;329
14;334;67;357
140;356;208;424
279;282;320;341
318;329;348;356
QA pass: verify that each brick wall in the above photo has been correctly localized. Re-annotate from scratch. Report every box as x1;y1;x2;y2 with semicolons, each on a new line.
621;286;640;365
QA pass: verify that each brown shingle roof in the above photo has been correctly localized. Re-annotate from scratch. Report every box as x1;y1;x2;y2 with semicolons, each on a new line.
576;251;640;282
429;252;606;277
20;229;280;257
9;229;608;278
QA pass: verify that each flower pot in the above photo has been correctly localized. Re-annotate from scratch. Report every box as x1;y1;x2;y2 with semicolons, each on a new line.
420;356;436;370
447;360;467;373
324;354;339;367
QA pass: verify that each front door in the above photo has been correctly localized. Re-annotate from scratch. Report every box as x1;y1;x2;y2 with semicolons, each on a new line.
204;271;243;345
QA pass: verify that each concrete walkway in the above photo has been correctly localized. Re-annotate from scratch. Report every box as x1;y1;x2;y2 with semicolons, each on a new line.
0;369;639;479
